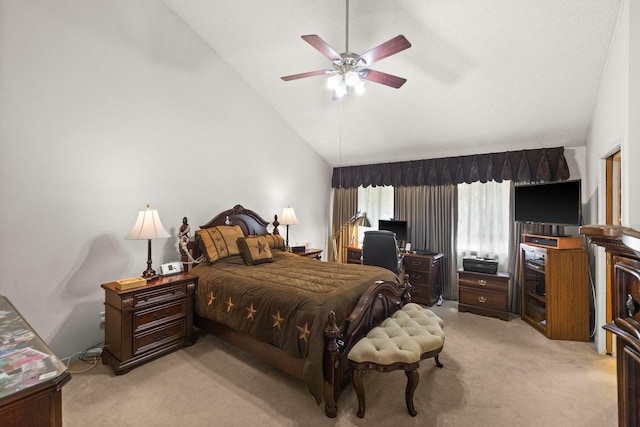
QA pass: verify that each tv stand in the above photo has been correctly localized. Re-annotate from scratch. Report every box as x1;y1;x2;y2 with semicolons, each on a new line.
522;233;583;250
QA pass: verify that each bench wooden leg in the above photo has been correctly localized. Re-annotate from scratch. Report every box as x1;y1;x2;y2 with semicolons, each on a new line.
404;368;419;416
352;368;367;418
435;354;443;368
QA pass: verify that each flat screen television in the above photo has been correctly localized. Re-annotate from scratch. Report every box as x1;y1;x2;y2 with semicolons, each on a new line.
378;219;408;245
514;179;582;229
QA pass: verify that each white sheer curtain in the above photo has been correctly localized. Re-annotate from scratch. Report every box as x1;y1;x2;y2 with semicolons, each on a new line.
457;181;511;272
356;185;394;247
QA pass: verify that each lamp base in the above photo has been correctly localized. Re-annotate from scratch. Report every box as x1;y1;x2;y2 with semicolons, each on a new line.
141;268;157;281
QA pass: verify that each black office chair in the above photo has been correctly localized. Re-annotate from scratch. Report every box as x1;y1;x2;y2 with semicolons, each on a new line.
362;230;402;274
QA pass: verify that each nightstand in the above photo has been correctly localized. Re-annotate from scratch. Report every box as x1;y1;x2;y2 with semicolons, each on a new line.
101;272;197;374
346;247;362;264
458;270;510;321
294;248;322;260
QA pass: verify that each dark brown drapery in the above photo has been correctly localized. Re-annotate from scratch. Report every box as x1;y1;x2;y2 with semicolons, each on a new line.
331;146;569;188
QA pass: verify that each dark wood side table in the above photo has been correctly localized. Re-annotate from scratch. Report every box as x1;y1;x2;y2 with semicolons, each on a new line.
346;247;363;264
294;248;323;260
0;296;71;427
101;272;197;374
458;270;511;321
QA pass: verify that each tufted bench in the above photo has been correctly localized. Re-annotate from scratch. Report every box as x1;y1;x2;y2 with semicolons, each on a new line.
347;303;445;418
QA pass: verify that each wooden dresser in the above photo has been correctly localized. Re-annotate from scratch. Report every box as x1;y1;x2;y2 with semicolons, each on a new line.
458;270;510;321
581;225;640;427
403;253;444;306
101;272;197;374
0;296;71;427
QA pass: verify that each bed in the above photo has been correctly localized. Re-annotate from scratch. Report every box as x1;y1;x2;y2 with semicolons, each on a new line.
186;205;409;417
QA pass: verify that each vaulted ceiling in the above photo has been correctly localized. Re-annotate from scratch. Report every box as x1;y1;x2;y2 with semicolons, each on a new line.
164;0;621;167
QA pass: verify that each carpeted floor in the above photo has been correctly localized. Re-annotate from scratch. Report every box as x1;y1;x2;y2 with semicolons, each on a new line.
63;301;618;426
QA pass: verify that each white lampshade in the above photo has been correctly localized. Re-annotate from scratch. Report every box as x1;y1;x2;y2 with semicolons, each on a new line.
126;205;171;240
280;207;299;226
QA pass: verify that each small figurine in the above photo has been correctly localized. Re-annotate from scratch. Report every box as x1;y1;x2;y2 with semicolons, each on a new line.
178;217;196;263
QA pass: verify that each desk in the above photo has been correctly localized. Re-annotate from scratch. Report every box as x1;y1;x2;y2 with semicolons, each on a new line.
0;296;71;427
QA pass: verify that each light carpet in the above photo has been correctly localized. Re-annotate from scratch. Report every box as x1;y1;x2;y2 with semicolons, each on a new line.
63;301;617;426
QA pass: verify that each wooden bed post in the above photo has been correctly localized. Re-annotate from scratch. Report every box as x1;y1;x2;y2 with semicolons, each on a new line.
402;273;413;305
323;311;341;418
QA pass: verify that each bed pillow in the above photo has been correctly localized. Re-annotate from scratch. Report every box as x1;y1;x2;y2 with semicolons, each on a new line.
261;234;285;251
197;225;245;263
237;235;273;265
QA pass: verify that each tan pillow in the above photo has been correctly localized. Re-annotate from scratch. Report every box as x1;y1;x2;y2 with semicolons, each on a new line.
197;225;244;263
261;234;285;251
237;235;273;265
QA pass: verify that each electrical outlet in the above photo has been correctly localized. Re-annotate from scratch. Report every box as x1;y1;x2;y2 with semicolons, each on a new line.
99;311;105;325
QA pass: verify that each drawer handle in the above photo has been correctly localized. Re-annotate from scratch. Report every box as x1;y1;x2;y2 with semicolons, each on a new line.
153;331;168;341
412;274;423;280
478;280;487;286
154;310;169;320
477;296;487;303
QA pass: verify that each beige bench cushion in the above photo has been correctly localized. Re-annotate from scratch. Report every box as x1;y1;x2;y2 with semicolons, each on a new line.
348;303;445;365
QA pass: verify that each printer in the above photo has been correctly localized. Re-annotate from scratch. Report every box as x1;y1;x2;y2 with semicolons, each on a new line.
463;255;498;275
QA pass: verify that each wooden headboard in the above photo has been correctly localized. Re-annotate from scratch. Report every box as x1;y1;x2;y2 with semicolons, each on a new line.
199;204;279;236
182;205;280;271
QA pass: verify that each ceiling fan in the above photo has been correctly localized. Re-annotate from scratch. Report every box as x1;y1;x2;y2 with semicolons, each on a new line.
281;0;411;98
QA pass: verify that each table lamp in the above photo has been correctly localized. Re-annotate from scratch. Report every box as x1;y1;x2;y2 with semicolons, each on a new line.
125;204;171;279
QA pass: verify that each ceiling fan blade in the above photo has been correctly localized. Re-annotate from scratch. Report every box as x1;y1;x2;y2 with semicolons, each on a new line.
281;69;331;81
361;69;407;89
301;34;342;62
356;35;411;66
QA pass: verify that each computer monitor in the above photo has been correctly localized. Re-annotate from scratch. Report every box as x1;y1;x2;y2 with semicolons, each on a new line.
378;219;408;247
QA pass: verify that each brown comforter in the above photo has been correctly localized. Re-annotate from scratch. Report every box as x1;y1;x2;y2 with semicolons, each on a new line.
191;251;400;402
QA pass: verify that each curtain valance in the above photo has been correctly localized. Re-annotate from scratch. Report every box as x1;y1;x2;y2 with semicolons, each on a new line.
331;146;569;188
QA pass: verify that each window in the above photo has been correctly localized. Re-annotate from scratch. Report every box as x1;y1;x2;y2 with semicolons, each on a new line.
456;181;511;271
356;186;394;247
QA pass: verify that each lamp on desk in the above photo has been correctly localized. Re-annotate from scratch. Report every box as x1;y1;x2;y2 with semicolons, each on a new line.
332;211;371;260
280;207;299;251
125;204;171;279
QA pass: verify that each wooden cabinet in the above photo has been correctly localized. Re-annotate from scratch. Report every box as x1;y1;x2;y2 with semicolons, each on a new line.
581;225;640;427
403;253;444;306
0;296;71;427
520;243;590;341
346;247;363;264
101;272;197;374
458;270;510;321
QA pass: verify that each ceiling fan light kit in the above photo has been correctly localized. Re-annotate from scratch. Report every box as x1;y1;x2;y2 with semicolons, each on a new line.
281;0;411;99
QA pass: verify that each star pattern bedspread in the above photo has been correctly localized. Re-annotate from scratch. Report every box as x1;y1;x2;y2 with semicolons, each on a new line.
191;251;400;402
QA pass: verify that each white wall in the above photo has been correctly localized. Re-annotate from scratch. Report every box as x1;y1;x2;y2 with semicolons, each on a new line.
584;0;629;353
0;0;332;359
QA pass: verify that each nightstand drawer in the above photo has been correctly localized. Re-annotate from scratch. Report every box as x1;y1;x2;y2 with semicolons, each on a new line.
133;284;186;308
459;288;508;312
133;320;186;356
458;275;507;293
134;300;186;332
